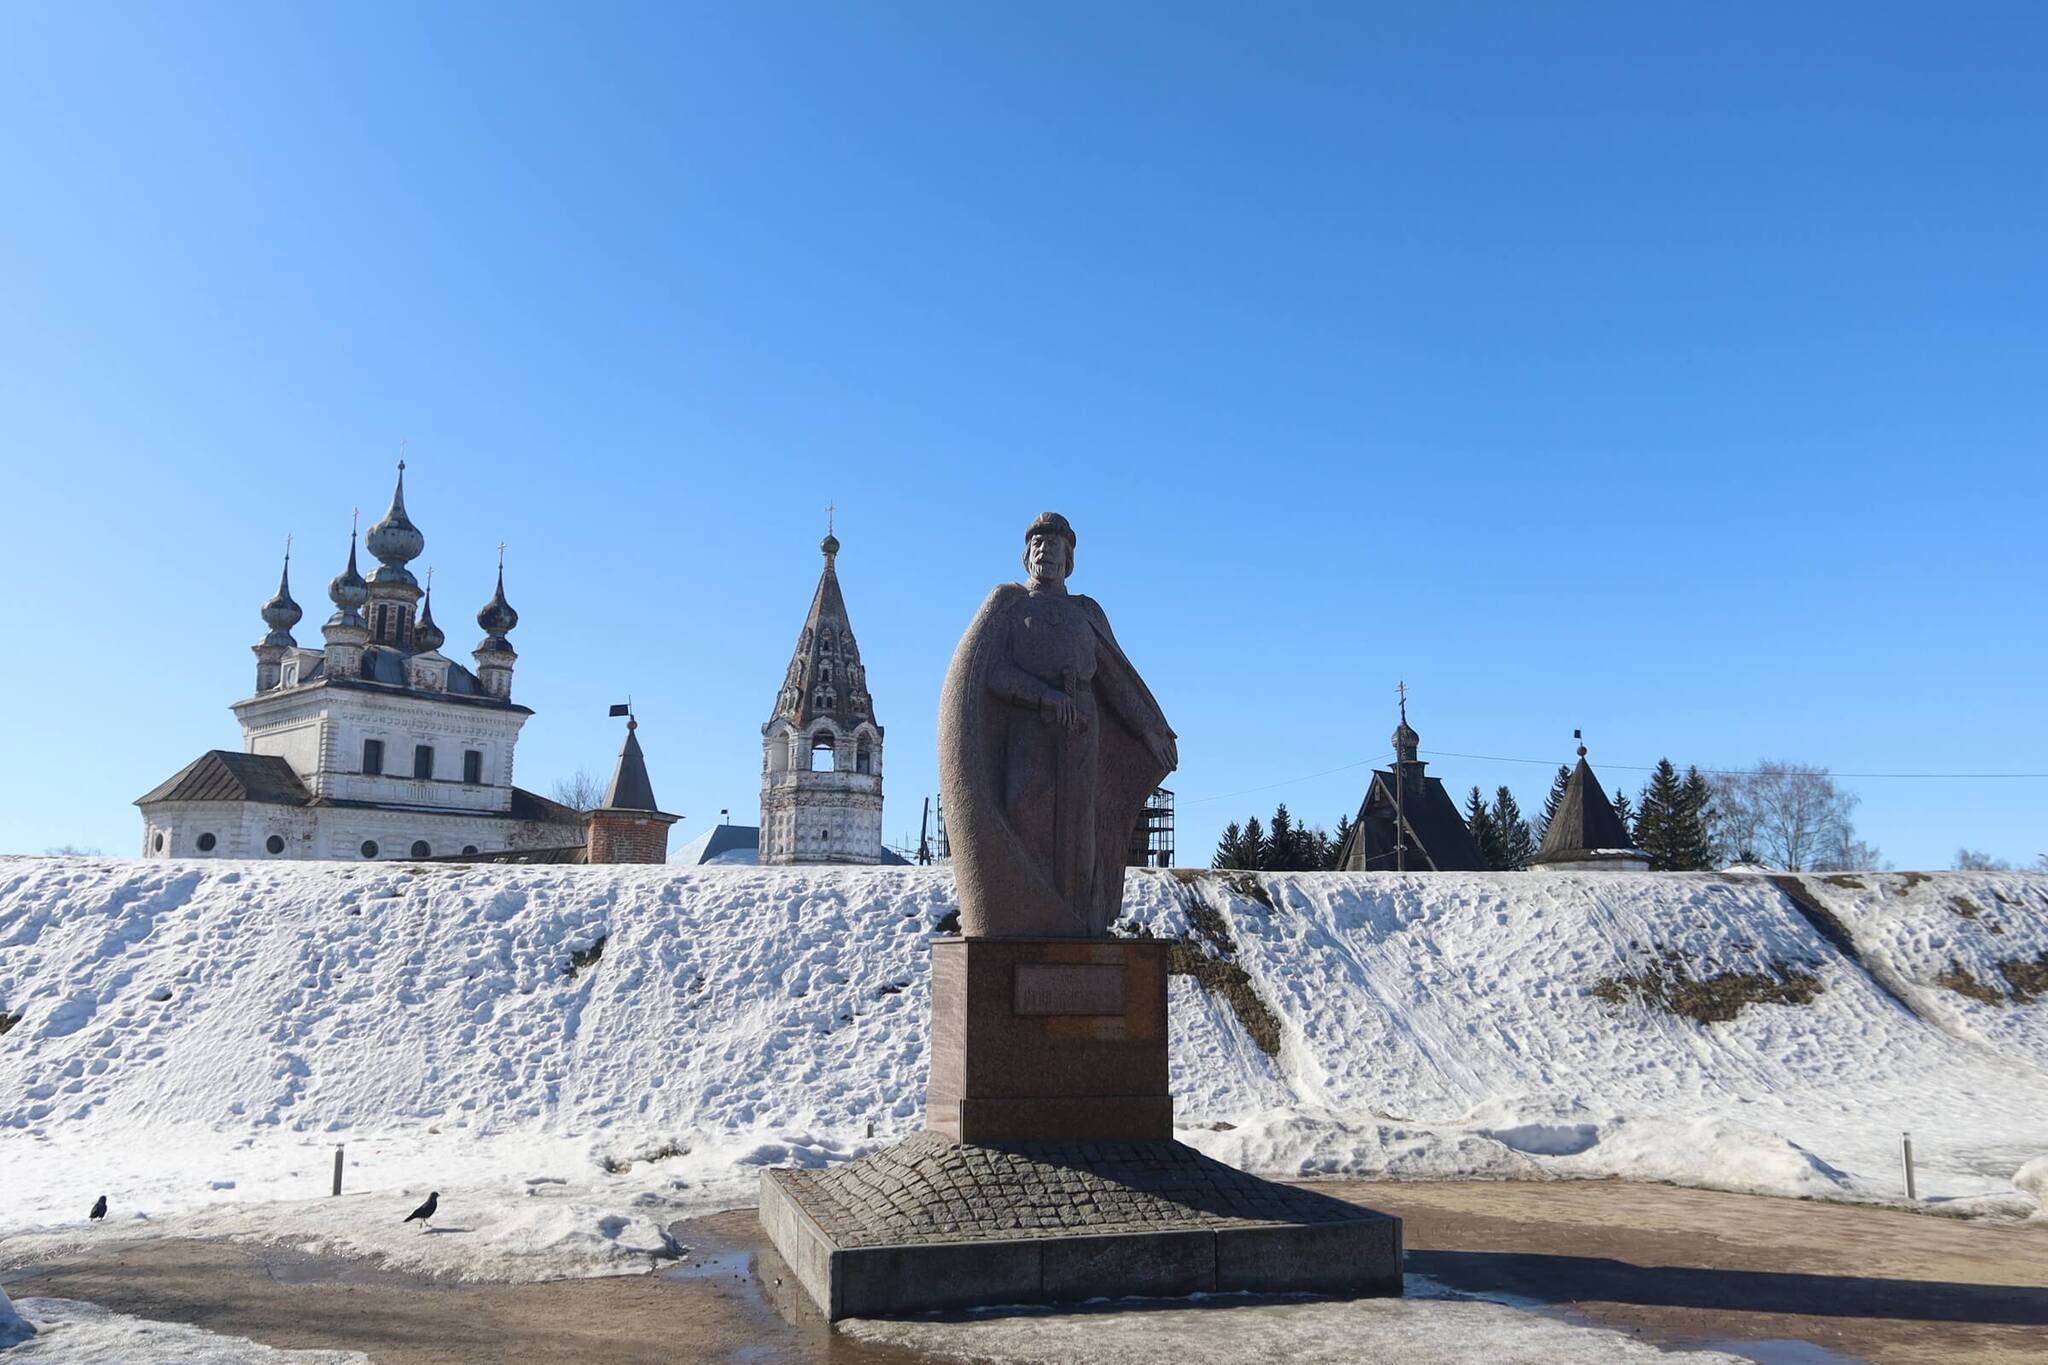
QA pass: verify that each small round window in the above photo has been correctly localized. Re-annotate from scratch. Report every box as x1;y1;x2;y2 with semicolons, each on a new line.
461;845;478;856
196;832;217;852
265;834;286;855
410;840;430;858
360;840;379;858
152;832;165;853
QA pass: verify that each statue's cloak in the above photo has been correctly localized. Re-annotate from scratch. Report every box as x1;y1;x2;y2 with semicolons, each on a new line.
937;584;1172;938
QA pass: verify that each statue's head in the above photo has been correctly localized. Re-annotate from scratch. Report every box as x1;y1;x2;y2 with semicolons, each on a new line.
1023;512;1076;585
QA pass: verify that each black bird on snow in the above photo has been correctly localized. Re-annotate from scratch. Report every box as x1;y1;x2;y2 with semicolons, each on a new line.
403;1191;439;1231
89;1195;107;1221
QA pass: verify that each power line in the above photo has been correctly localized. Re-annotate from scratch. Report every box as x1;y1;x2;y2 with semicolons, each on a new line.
1184;748;2048;808
1419;750;2048;780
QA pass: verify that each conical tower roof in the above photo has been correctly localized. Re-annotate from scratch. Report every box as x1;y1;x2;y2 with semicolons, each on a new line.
768;531;877;729
601;717;661;812
1533;741;1642;865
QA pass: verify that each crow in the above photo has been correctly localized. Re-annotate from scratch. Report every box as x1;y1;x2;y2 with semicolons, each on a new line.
403;1191;439;1231
89;1195;107;1221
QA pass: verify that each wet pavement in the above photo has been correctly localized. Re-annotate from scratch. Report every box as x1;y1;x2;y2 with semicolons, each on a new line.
6;1181;2046;1363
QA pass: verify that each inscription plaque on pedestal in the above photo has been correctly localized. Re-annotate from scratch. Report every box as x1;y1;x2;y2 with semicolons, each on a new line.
1014;963;1125;1015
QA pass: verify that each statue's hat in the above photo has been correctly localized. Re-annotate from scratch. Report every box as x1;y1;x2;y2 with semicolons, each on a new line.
1024;511;1076;547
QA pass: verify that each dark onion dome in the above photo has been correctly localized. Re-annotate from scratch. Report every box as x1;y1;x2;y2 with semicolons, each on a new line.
328;527;369;617
364;462;424;585
476;561;518;648
260;553;302;646
415;586;446;652
821;531;841;558
1391;714;1420;762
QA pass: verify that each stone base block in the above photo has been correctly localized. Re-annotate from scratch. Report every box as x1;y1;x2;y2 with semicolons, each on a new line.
926;937;1172;1143
759;1132;1402;1320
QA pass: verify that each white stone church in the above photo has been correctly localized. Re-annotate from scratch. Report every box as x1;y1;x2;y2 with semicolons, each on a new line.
136;466;585;861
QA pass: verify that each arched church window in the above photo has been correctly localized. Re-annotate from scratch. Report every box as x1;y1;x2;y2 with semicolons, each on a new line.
809;732;837;771
856;739;871;775
462;845;478;855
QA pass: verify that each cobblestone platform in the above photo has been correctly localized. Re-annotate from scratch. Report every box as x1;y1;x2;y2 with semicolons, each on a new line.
759;1134;1402;1319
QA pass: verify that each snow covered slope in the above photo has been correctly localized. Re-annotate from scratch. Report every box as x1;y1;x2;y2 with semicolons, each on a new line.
2;858;2044;1278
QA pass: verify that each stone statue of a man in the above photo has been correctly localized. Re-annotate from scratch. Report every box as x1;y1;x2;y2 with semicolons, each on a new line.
938;513;1178;937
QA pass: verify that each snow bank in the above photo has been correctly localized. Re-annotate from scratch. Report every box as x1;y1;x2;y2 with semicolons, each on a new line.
2;857;2044;1280
0;1285;33;1347
2;1298;366;1363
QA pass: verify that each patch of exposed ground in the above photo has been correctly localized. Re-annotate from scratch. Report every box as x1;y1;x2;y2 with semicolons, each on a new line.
1121;877;1284;1056
1591;951;1823;1023
2000;954;2048;1003
1937;960;2007;1005
1937;952;2048;1006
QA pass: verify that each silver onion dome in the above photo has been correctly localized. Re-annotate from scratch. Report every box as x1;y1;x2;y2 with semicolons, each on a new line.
476;561;518;646
260;552;301;646
364;462;424;586
327;527;369;620
415;586;446;653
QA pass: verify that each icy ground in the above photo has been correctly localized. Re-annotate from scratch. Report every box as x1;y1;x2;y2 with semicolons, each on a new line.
2;858;2045;1283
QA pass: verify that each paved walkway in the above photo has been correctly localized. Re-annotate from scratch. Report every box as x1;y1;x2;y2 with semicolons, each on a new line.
4;1181;2044;1363
1336;1180;2048;1363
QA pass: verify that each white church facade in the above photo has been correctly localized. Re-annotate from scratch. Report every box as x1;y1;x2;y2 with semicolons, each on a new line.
136;465;584;861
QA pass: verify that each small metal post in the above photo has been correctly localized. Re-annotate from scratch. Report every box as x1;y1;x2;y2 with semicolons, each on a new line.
332;1145;345;1197
1901;1131;1916;1202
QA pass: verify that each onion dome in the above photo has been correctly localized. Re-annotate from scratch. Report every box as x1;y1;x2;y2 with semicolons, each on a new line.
1391;708;1420;765
821;530;841;558
259;548;301;646
415;581;446;652
476;559;518;650
364;462;424;586
327;524;369;623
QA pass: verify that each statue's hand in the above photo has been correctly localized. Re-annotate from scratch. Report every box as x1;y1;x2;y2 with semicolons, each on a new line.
1042;689;1083;733
1146;726;1179;771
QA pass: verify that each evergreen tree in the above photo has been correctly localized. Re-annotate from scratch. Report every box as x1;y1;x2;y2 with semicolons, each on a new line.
1611;789;1636;838
1212;819;1264;870
1676;766;1717;870
1212;821;1246;869
1263;805;1297;871
1328;812;1354;869
1492;786;1536;869
1464;785;1503;869
1634;759;1685;870
1535;764;1572;842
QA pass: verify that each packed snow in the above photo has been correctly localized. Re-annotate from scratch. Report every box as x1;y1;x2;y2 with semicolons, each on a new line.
0;1286;32;1348
840;1282;1754;1364
1;857;2044;1283
0;1296;367;1363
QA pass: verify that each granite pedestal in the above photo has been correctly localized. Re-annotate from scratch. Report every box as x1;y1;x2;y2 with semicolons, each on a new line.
759;936;1403;1320
927;937;1172;1143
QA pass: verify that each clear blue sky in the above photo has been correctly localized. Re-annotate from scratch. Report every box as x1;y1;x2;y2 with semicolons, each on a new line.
3;3;2043;867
